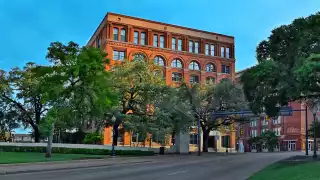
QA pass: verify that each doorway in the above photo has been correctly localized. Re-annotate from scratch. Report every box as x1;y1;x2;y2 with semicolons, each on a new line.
288;140;296;151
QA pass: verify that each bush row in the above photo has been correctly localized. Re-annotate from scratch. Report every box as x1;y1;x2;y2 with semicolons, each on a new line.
0;146;154;156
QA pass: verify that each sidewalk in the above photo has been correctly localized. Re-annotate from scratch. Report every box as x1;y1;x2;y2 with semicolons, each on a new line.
0;156;157;175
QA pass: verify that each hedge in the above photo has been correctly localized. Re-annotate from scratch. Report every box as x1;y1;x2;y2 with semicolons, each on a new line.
0;146;154;156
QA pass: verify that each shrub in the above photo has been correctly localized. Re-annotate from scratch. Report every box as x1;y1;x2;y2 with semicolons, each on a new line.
83;133;103;145
0;146;154;156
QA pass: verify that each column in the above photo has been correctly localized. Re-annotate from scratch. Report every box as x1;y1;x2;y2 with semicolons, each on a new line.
127;25;133;43
200;39;205;54
184;36;189;52
167;33;172;49
123;131;131;145
147;29;153;46
230;130;236;151
109;23;114;40
103;127;112;145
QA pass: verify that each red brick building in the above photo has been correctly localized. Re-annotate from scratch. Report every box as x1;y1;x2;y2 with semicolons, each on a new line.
87;12;237;150
236;70;318;152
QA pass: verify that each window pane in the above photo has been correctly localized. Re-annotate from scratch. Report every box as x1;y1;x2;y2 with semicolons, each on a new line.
113;50;119;60
171;59;182;68
96;38;101;48
134;31;139;44
153;35;158;47
119;52;125;60
206;64;215;72
190;75;199;84
226;47;230;58
189;41;193;53
194;42;199;54
113;28;119;40
205;44;209;55
172;38;176;50
221;47;225;58
172;73;182;82
160;35;165;48
189;61;200;70
210;45;215;56
133;53;145;61
141;32;146;45
154;56;164;66
178;39;182;51
121;29;126;41
206;77;215;84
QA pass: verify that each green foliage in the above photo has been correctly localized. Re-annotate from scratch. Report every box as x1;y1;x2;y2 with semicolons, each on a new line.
241;12;320;117
309;120;320;138
248;131;279;151
0;146;154;156
83;132;103;144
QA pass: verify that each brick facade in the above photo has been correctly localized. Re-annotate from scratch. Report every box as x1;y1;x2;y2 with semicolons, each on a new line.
87;12;236;150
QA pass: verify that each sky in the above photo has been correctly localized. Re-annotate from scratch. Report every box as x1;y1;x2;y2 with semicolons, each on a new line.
0;0;319;133
0;0;320;71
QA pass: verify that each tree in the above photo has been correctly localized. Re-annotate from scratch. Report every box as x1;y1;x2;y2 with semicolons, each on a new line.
0;63;49;142
0;101;19;141
109;59;193;146
309;121;320;138
241;12;320;117
248;131;279;152
181;79;248;152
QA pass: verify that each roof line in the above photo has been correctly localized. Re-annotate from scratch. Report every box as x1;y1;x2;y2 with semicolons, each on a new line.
107;12;234;39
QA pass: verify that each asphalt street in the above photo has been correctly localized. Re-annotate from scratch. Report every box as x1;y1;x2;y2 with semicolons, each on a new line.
1;152;301;180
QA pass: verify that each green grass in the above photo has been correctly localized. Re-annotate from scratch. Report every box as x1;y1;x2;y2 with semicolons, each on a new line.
0;152;106;164
249;161;320;180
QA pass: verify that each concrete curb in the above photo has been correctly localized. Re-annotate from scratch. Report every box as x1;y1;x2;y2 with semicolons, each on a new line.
0;160;154;175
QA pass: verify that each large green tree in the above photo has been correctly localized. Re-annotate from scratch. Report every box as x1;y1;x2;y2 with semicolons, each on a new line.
181;79;248;152
241;12;320;117
0;63;49;142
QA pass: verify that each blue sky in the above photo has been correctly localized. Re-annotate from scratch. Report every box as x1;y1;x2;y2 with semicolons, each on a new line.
0;0;319;72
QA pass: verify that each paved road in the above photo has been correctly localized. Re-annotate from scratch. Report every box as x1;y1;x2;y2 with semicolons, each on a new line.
1;152;301;180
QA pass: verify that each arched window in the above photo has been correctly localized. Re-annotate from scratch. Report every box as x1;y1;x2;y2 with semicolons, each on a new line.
133;53;146;61
189;61;200;70
154;56;165;66
171;59;183;68
172;72;182;82
206;63;216;72
206;77;216;84
190;75;200;84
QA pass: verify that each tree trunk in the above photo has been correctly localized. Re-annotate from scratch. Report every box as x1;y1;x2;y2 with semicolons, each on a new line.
30;122;40;143
45;123;54;158
202;130;210;152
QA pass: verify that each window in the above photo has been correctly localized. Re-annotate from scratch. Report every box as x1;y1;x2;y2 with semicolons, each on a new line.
172;72;182;82
113;28;119;40
210;45;215;56
189;41;193;53
189;134;198;145
120;29;126;41
172;38;176;50
154;70;164;78
154;56;165;66
273;117;281;124
189;75;199;84
205;44;209;55
206;77;215;84
189;61;200;70
141;32;146;45
153;34;158;47
221;136;230;148
251;144;257;150
160;35;165;48
96;38;101;48
226;47;230;58
206;64;216;72
171;59;183;68
273;127;281;136
262;120;268;126
221;47;225;58
221;65;230;74
250;120;257;127
134;31;139;44
113;50;125;61
251;129;257;137
133;53;146;61
194;42;199;54
178;39;182;51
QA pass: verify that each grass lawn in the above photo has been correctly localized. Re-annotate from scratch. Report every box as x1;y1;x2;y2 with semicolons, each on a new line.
0;152;106;164
249;161;320;180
